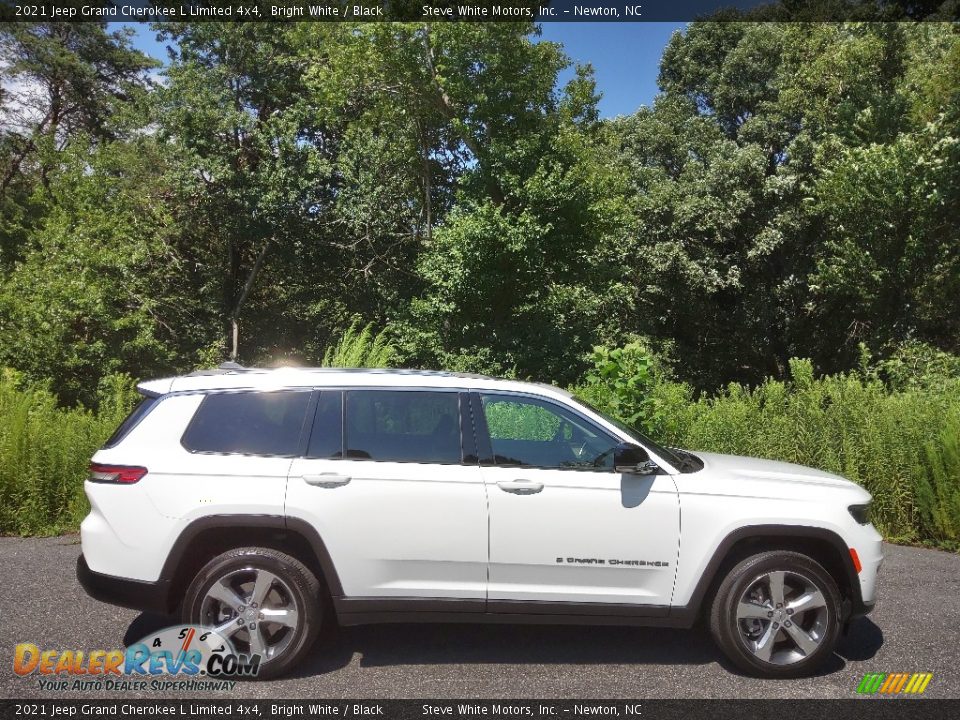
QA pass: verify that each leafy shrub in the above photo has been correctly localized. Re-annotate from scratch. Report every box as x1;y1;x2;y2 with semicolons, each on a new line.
0;370;135;536
575;340;672;436
876;341;960;391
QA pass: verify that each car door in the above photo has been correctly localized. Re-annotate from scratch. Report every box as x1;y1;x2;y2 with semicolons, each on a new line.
286;388;488;604
475;391;680;611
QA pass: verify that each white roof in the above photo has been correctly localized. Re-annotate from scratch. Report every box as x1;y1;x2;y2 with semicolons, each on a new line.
138;366;573;402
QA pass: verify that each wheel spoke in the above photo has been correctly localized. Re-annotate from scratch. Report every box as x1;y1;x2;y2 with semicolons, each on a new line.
737;601;771;620
787;590;826;614
260;606;298;628
250;570;278;608
206;580;246;611
767;571;786;606
753;622;777;662
247;625;267;656
212;618;243;639
783;621;819;656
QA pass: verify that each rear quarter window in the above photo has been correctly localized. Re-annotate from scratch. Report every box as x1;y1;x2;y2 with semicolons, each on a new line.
102;396;159;449
181;391;311;456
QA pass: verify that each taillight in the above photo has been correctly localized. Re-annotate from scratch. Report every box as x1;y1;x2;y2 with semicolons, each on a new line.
88;463;148;484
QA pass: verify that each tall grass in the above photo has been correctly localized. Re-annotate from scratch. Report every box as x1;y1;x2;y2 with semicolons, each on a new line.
0;370;134;536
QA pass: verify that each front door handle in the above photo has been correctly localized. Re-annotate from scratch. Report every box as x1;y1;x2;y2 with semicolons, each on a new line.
497;479;544;495
302;473;352;488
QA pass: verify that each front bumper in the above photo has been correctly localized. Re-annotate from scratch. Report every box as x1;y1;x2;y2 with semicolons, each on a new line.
76;554;172;615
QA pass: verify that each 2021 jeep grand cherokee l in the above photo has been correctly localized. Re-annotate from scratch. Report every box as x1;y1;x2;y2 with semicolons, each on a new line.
77;365;882;679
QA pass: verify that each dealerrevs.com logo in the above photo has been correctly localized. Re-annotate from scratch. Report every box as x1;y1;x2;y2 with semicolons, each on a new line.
856;672;934;695
13;625;259;692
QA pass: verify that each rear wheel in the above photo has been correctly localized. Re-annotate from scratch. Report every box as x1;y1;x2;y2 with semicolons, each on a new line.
182;547;322;680
709;551;842;678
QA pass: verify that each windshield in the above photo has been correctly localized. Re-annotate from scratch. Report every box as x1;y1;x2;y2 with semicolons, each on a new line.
571;397;685;470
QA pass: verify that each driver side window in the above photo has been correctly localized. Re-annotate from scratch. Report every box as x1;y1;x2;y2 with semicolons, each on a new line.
479;394;618;470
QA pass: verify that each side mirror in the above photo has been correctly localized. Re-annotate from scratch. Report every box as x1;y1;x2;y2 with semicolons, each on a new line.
614;442;659;475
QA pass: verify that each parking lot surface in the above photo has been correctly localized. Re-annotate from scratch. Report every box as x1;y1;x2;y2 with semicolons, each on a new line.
1;537;957;699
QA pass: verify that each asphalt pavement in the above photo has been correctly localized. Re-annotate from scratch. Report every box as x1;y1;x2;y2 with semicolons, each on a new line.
1;536;957;699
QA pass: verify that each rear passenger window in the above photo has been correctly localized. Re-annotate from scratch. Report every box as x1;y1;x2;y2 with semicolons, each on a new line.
345;391;461;464
182;391;310;456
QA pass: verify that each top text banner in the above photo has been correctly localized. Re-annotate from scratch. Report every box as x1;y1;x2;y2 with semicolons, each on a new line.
2;0;957;22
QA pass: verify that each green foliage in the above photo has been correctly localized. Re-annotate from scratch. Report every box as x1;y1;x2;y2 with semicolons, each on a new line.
0;370;135;536
920;410;960;544
321;322;397;369
4;21;959;402
0;139;186;406
875;341;960;391
576;341;663;433
402;32;632;383
0;23;157;268
611;22;960;389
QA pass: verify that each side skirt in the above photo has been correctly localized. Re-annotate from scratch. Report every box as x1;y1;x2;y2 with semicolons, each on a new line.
333;597;693;629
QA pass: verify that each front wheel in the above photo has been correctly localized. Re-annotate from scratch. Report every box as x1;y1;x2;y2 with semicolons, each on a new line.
182;547;322;680
709;551;842;678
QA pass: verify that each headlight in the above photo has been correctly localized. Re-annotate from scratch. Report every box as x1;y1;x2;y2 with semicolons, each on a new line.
849;503;872;525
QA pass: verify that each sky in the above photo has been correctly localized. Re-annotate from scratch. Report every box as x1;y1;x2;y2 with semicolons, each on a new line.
538;23;685;116
121;22;687;118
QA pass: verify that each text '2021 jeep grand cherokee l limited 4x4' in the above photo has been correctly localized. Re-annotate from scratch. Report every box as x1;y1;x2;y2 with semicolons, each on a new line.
77;365;882;679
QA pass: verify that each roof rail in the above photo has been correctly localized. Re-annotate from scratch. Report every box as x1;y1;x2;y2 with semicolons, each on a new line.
186;364;503;381
296;367;497;380
186;361;251;377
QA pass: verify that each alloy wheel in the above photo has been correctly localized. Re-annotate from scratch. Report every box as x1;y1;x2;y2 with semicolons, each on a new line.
735;569;830;665
200;566;300;662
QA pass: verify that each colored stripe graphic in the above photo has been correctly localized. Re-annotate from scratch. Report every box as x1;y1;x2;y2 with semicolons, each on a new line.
857;673;932;695
879;674;897;693
857;673;886;694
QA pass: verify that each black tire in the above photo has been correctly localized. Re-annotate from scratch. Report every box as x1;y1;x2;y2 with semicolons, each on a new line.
709;551;842;678
182;546;322;680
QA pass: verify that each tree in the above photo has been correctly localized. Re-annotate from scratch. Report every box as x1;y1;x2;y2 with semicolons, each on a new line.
0;139;190;405
397;26;632;382
608;21;960;390
0;22;155;267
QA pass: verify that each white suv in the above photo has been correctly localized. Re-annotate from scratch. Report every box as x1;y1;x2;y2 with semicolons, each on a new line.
78;365;882;679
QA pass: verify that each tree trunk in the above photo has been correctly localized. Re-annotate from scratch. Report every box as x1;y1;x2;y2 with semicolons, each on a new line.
230;318;240;363
228;236;274;363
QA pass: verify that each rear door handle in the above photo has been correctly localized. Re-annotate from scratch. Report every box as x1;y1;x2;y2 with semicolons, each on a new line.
302;473;352;488
497;479;544;495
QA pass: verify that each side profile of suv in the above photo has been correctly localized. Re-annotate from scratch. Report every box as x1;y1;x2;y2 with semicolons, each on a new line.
77;365;882;679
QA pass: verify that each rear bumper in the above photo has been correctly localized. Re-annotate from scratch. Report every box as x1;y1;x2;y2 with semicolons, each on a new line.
76;555;172;615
